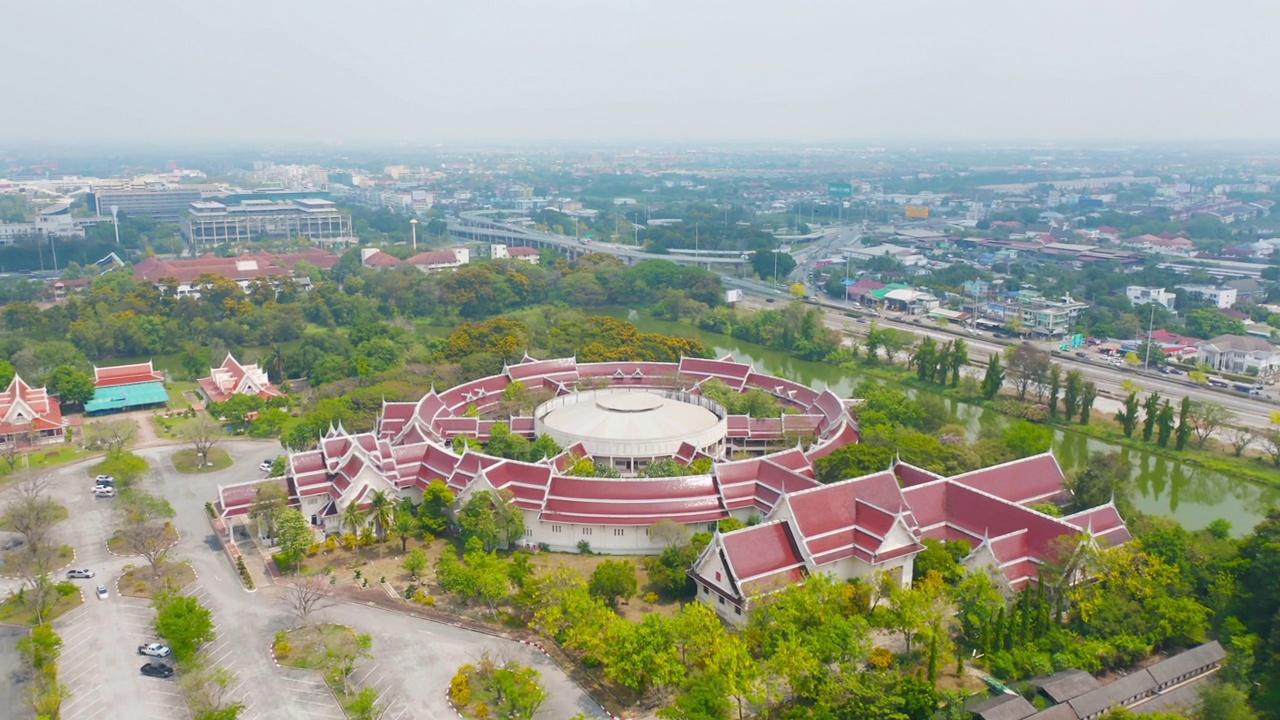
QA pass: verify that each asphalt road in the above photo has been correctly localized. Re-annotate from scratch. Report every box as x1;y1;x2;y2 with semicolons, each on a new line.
4;441;607;720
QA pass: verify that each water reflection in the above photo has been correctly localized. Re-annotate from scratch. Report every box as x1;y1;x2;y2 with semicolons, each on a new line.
616;310;1280;534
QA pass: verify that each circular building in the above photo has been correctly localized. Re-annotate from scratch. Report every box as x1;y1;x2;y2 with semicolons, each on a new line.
534;389;727;469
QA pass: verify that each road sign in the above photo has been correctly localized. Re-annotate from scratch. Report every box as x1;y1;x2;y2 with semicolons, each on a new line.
828;182;853;198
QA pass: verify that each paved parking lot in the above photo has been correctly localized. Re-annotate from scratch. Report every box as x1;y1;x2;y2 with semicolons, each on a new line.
0;624;30;720
57;595;190;720
4;439;611;720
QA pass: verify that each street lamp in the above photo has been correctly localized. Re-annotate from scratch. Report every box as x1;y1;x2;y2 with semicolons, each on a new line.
410;218;418;251
110;205;120;244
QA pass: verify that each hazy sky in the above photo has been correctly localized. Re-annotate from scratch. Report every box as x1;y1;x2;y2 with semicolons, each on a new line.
4;0;1279;144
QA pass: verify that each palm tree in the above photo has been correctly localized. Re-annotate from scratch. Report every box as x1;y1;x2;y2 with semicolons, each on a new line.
339;501;368;538
367;490;396;543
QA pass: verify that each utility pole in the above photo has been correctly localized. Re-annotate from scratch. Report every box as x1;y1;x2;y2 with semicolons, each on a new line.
111;205;120;244
410;218;418;251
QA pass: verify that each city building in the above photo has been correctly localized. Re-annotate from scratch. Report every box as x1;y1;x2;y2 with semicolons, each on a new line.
89;187;203;221
85;362;168;415
1125;286;1177;310
983;292;1089;337
133;249;337;296
505;246;541;264
180;198;355;248
1176;284;1238;309
1196;335;1280;377
213;356;1128;625
0;375;65;446
198;354;282;404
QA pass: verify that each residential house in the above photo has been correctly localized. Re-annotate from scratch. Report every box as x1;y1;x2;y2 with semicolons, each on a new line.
0;375;65;446
198;354;282;404
1197;334;1280;377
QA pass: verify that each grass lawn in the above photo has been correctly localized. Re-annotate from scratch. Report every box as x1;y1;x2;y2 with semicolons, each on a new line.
274;624;357;671
166;381;200;409
1;445;92;481
0;589;82;625
119;560;196;599
171;447;233;474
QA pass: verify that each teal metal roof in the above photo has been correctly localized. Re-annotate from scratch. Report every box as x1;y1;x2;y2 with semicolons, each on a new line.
85;382;169;414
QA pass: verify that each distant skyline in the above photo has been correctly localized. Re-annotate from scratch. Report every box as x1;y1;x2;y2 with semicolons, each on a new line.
5;0;1280;145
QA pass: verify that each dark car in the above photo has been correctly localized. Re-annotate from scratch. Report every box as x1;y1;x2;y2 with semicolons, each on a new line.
1075;351;1090;359
141;663;174;679
2;537;23;551
992;333;1007;339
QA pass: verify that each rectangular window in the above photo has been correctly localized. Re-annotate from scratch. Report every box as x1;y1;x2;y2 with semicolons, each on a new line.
551;525;561;533
734;607;742;615
715;571;721;582
613;528;624;537
525;528;532;537
718;596;724;605
644;528;650;536
583;528;592;536
702;585;709;595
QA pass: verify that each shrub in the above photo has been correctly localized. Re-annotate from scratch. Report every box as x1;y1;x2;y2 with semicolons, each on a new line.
449;666;473;706
306;542;321;557
340;533;357;551
414;591;436;606
323;536;338;553
869;647;894;670
576;540;592;554
642;591;659;604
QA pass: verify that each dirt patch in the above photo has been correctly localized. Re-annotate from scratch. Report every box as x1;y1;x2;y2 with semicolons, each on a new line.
119;561;196;599
289;538;683;622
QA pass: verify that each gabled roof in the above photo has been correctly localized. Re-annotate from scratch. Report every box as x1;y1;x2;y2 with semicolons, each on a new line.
94;361;163;388
719;522;808;597
0;374;63;434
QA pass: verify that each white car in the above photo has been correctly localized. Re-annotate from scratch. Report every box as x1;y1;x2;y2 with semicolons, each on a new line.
66;568;95;579
93;486;116;498
96;586;109;600
95;474;114;484
259;460;275;473
138;643;172;658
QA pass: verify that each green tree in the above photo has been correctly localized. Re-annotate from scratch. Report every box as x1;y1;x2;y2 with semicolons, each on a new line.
1079;381;1098;425
457;490;524;550
275;508;312;573
45;365;95;406
366;490;395;542
1186;400;1233;449
153;592;216;663
402;548;428;579
1002;421;1052;458
1046;364;1062;419
589;560;639;607
1141;392;1162;443
339;501;368;536
1194;683;1258;720
1155;400;1176;448
1114;392;1140;438
1062;369;1083;422
981;354;1003;400
912;337;938;383
1175;395;1193;450
420;479;455;536
947;339;969;387
1065;452;1131;515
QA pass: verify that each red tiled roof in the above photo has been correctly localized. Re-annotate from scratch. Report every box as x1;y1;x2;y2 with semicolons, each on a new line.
947;453;1065;505
94;361;163;388
0;375;63;435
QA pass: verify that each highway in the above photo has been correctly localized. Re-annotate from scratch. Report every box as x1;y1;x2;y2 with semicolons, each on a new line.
454;212;1279;429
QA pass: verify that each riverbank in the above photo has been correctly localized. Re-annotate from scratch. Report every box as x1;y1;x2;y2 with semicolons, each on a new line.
606;307;1280;533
